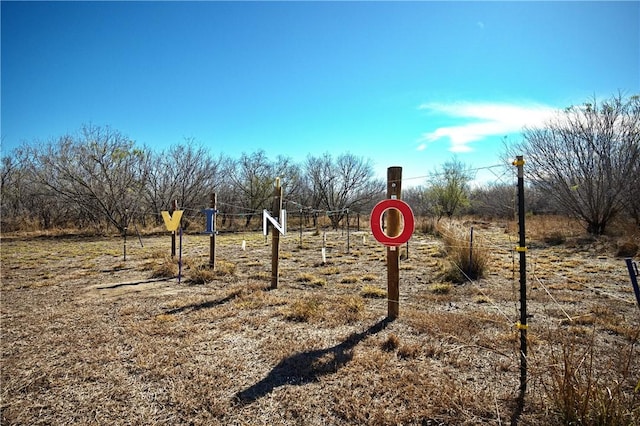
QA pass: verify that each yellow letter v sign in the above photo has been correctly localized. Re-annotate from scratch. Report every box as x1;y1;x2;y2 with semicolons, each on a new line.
161;210;184;232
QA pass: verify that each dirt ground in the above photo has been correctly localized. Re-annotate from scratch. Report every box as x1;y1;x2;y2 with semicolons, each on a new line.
1;220;639;425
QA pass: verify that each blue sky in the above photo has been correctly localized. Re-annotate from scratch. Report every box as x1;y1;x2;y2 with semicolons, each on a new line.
2;1;638;186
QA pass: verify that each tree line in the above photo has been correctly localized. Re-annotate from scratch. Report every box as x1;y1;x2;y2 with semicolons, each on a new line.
2;94;638;236
0;125;387;234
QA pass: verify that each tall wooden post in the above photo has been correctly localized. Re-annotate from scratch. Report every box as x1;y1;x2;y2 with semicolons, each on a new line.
209;193;217;269
123;208;128;261
387;167;402;319
514;155;528;394
171;199;178;258
346;208;350;254
299;208;303;248
271;178;283;289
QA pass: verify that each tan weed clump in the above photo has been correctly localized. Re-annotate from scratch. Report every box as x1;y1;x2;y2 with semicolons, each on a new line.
187;265;217;284
526;215;582;243
540;327;640;425
321;266;340;275
340;275;359;284
296;272;326;287
398;343;422;359
381;333;400;351
429;283;452;295
361;285;386;299
150;256;178;278
214;260;237;276
329;295;365;325
438;222;489;282
282;297;324;322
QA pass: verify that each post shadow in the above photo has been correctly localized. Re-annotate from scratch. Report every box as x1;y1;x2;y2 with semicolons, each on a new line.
96;277;169;290
234;317;393;405
163;293;238;315
510;388;525;426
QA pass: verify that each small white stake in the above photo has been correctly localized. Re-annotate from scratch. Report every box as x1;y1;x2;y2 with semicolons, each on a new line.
242;240;246;251
321;247;326;264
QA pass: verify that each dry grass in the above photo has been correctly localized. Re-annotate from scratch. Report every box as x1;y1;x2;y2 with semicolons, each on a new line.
150;255;178;278
361;285;387;299
438;222;490;282
297;272;327;287
429;282;452;294
1;221;639;425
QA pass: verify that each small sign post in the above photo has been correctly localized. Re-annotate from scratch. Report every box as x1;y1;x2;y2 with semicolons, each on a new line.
370;167;415;319
270;178;284;289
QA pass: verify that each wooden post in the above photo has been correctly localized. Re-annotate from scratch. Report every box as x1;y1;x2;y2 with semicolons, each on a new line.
171;199;178;258
346;208;350;254
387;167;402;319
178;226;183;284
514;155;528;394
123;208;128;261
469;226;474;276
299;208;303;247
209;193;217;269
271;178;283;289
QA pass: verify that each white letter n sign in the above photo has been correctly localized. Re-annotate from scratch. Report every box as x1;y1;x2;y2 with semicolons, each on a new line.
263;209;287;236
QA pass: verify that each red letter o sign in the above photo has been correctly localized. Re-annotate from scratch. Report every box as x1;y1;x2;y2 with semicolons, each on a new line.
370;199;415;246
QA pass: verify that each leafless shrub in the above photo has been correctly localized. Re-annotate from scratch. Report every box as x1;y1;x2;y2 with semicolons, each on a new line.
616;240;638;257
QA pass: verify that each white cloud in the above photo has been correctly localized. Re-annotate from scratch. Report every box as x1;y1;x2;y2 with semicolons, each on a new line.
417;101;558;153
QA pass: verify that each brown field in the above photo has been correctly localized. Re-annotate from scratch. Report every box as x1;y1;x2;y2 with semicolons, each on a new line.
1;218;639;425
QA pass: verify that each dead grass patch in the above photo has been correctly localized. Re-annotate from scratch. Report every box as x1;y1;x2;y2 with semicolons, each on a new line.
1;226;638;426
438;222;490;282
381;333;400;351
297;272;326;287
282;297;324;322
361;285;386;299
150;256;178;278
429;282;452;295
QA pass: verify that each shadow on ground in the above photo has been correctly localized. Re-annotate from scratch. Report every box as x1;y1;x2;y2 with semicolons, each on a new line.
164;292;239;315
96;277;169;290
234;317;393;405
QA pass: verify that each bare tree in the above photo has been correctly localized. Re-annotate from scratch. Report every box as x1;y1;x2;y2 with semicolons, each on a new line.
26;124;150;233
402;185;433;217
228;150;301;227
622;131;640;226
512;94;640;235
305;152;383;229
468;183;515;219
144;139;225;225
0;151;36;230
